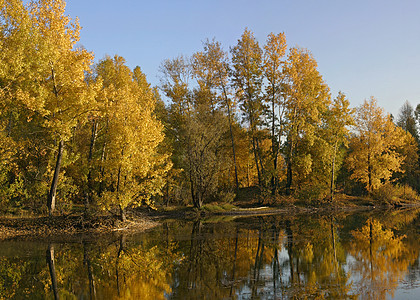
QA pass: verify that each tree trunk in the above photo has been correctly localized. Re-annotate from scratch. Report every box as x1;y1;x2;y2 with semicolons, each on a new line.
367;153;372;193
48;140;64;215
83;242;96;300
116;165;126;222
229;228;239;297
330;140;338;202
119;204;126;222
286;139;294;195
98;142;107;196
255;137;265;184
226;98;239;192
285;220;294;283
86;120;97;212
6;111;13;137
251;136;262;185
271;85;278;195
46;244;59;300
116;234;126;297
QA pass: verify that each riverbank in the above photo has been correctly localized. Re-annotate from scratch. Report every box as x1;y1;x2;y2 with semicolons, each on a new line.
0;210;159;240
1;193;419;240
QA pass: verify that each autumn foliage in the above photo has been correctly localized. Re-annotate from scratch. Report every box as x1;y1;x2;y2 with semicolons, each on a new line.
0;0;418;216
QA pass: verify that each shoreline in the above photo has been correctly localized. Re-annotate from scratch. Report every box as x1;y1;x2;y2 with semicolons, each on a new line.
1;202;419;241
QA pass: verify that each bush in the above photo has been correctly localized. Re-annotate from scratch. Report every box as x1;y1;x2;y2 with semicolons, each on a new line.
394;184;418;202
372;183;419;204
296;182;328;203
217;190;236;204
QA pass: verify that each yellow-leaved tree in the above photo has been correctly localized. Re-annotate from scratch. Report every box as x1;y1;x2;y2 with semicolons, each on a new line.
93;56;171;221
1;0;97;214
347;97;407;193
263;32;287;194
282;47;331;194
29;0;96;215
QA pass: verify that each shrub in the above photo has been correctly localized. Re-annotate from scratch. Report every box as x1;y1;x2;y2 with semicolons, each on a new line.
296;182;328;203
372;183;419;204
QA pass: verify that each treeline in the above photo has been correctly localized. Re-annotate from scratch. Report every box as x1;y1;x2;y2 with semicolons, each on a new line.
158;31;419;206
0;0;418;218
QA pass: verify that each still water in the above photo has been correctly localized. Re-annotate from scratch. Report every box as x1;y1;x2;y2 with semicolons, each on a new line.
1;209;419;299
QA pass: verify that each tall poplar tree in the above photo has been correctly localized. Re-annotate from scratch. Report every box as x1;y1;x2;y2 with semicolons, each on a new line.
30;0;95;214
1;0;96;214
282;47;330;194
231;29;265;186
192;39;240;191
263;32;287;194
323;92;354;201
94;56;170;221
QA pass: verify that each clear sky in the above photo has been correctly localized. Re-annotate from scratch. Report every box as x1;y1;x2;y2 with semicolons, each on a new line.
65;0;420;116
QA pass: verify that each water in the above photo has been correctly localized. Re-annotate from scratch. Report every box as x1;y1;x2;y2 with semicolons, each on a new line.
0;208;419;299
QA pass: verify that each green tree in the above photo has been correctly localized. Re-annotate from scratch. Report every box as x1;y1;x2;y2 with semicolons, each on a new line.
397;101;419;143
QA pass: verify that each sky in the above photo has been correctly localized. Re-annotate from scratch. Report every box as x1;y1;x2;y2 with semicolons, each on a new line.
64;0;420;116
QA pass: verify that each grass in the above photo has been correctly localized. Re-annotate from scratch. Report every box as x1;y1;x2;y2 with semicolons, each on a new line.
202;203;237;212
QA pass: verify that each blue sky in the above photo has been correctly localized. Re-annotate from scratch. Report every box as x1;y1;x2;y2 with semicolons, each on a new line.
65;0;420;116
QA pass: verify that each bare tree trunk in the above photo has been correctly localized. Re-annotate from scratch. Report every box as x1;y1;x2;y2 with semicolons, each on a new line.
48;140;64;215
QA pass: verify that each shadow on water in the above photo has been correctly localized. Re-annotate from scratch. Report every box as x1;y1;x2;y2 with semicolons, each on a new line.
0;208;420;299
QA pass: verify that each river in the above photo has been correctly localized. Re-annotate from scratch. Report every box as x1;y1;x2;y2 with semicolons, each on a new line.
1;208;419;299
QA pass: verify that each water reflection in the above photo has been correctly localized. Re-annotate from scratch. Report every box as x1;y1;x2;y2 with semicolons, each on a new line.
0;209;419;299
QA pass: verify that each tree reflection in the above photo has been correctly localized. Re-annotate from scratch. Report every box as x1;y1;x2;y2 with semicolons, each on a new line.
46;244;59;300
0;210;419;299
83;241;96;300
97;234;180;299
350;218;417;299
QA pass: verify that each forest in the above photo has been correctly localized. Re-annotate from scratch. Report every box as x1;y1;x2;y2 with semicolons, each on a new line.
1;0;420;221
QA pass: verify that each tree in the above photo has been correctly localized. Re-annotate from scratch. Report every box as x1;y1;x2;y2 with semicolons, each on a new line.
397;101;419;143
324;92;354;201
0;0;96;214
192;39;240;192
346;97;406;193
93;56;171;220
184;105;227;208
231;29;265;186
282;47;331;194
263;32;287;194
31;0;95;214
